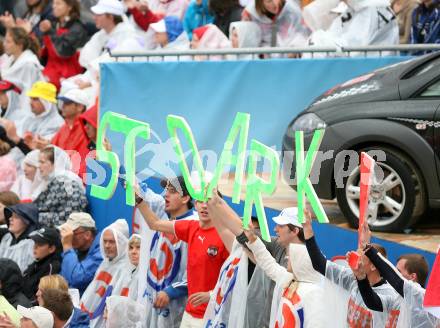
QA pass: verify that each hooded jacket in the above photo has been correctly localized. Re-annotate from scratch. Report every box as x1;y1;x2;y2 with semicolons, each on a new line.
1;49;43;112
243;0;309;47
34;146;87;227
11;150;43;200
80;103;97;151
20;99;64;140
0;89;26;133
0;258;32;308
247;239;325;328
80;219;132;328
0;203;39;272
183;0;215;39
23;250;62;304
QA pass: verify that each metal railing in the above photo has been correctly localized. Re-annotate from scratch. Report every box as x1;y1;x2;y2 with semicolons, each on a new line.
110;44;440;61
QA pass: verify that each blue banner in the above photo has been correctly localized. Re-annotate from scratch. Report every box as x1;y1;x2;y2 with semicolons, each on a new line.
100;57;408;178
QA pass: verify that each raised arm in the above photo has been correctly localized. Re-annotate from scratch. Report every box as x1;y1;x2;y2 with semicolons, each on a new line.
303;210;327;275
134;186;174;234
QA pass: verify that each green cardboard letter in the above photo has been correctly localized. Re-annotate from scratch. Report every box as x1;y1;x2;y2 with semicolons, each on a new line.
242;140;280;242
295;129;328;223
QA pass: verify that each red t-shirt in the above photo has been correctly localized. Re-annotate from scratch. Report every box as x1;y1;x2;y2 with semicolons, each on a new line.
174;220;229;318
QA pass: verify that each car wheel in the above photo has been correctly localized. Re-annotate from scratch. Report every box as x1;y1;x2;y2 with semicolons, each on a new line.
335;147;426;232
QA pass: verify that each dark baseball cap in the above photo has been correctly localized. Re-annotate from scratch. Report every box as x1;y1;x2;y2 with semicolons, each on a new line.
160;176;191;198
29;227;61;246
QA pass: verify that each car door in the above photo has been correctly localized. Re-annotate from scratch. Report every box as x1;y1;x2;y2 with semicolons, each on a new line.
416;78;440;186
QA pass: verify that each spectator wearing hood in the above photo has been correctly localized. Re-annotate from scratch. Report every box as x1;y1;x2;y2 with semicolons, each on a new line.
79;102;97;151
150;16;190;51
20;81;64;142
22;227;63;305
0;203;39;272
80;219;132;328
11;150;44;201
209;0;243;37
79;0;142;71
0;259;31;309
47;88;90;178
0;191;19;237
190;24;231;60
60;212;103;296
244;229;325;328
410;0;440;49
229;21;262;58
0;80;26;132
183;0;214;40
40;0;88;89
34;146;87;227
127;234;141;300
124;0;163;32
242;0;310;47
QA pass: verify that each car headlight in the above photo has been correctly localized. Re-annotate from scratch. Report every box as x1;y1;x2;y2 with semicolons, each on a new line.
290;113;327;134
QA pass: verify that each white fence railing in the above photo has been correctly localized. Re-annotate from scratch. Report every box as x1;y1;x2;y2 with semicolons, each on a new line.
110;44;440;61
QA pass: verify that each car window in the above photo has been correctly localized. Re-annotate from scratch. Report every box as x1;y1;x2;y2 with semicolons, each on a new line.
420;80;440;97
402;56;440;79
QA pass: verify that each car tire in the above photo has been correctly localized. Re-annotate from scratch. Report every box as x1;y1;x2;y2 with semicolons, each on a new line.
335;147;426;232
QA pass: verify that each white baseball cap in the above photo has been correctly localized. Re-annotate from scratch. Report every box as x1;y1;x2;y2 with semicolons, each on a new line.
58;88;90;107
150;20;166;33
91;0;124;16
61;212;96;231
272;207;302;228
17;306;54;328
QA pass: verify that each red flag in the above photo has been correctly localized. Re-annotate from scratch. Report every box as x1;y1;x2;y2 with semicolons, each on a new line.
359;152;375;233
424;248;440;319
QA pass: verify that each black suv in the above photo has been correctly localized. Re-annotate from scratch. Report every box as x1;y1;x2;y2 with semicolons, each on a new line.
282;52;440;232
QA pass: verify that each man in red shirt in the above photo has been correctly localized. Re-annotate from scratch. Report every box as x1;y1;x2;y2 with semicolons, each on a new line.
48;88;90;177
136;178;229;328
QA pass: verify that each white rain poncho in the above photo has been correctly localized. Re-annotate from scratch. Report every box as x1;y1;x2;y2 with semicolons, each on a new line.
20;98;64;139
0;233;34;273
0;49;43;112
230;21;262;48
325;260;401;327
303;0;340;32
397;280;440;328
33;146;84;200
0;88;24;125
308;0;399;55
203;241;248;328
11;150;43;200
149;0;189;20
127;234;142;301
229;21;262;60
79;21;143;70
135;185;191;328
244;0;310;47
194;24;231;61
80;219;132;328
248;239;325;328
106;295;147;328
